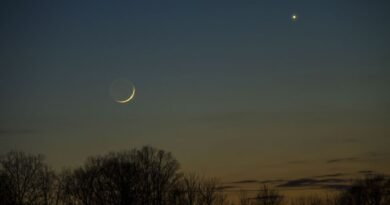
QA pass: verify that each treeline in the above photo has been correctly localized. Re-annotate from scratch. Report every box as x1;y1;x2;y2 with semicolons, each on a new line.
238;176;390;205
0;146;389;205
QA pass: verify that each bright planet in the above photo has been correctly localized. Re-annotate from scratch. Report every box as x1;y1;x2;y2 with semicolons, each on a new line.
292;14;298;21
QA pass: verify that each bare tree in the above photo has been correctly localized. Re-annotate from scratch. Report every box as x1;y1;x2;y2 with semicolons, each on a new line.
181;173;201;205
0;151;57;205
253;185;283;205
0;171;13;205
58;146;181;205
198;177;227;205
214;192;229;205
338;175;390;205
6;148;390;205
132;146;181;205
239;190;252;205
55;169;75;205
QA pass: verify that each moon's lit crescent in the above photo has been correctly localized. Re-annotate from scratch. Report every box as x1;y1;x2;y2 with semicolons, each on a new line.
116;86;136;104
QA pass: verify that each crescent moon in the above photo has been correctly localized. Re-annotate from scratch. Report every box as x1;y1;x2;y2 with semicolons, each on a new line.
116;86;136;104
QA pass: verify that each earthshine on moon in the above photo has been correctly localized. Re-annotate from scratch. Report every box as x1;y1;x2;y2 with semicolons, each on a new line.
110;79;136;104
116;86;135;104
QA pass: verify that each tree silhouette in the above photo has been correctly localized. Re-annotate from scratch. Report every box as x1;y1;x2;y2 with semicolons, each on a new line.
338;175;390;205
58;146;180;205
253;185;283;205
0;151;57;205
198;177;226;205
238;190;252;205
179;173;201;205
1;147;390;205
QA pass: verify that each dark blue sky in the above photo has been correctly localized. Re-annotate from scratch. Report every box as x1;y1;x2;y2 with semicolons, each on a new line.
1;0;389;181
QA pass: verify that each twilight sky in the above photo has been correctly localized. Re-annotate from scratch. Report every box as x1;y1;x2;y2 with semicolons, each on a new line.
1;0;390;185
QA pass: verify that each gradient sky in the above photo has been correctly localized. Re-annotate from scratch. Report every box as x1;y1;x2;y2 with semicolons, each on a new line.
1;0;390;186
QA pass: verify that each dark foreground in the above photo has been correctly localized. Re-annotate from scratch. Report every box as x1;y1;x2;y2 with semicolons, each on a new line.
1;146;389;205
